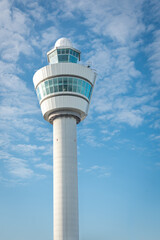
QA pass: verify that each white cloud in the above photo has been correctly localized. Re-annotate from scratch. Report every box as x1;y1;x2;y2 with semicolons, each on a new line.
147;30;160;84
35;163;52;171
40;26;60;48
115;110;143;127
150;134;160;141
0;0;34;62
4;157;34;179
101;129;120;142
78;127;103;147
57;0;145;44
11;144;45;155
25;1;47;23
101;13;145;44
147;0;160;23
85;165;111;178
151;119;160;129
35;126;53;142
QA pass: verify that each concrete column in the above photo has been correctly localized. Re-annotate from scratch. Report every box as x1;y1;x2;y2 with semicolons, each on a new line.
53;116;79;240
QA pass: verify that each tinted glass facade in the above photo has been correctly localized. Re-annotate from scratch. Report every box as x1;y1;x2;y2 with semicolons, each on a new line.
48;49;80;64
36;77;92;102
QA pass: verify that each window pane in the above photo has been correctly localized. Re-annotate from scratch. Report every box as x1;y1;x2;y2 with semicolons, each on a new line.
63;85;67;91
58;55;68;62
45;81;48;87
59;85;62;91
49;79;53;86
46;88;50;94
57;49;61;54
66;49;69;54
53;78;57;84
73;78;77;85
70;49;73;55
58;78;62;84
36;87;42;101
69;78;72;84
85;83;89;96
81;86;85;95
54;86;58;92
88;87;92;100
68;85;72;91
63;78;67;85
77;86;81;93
69;55;77;63
73;86;77;92
42;84;46;96
50;86;53;93
78;79;82;86
87;85;91;98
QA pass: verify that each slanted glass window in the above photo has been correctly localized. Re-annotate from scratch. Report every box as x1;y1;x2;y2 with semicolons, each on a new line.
36;76;92;101
50;86;53;93
49;79;53;86
70;49;73;55
53;78;57;85
63;78;67;85
78;79;82;86
58;55;68;62
69;55;77;63
68;84;72;91
46;88;50;95
36;86;42;101
54;86;58;92
49;48;79;64
69;78;72;84
45;81;48;87
73;78;77;85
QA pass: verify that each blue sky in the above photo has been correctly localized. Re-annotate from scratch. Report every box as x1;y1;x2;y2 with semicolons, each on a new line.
0;0;160;239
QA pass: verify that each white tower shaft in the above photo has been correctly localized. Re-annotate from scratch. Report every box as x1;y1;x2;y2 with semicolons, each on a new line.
53;116;79;240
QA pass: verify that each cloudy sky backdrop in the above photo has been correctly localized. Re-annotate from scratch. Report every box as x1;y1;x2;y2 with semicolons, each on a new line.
0;0;160;240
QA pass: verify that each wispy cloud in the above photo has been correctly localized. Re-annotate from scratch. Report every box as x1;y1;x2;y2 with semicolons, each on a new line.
155;162;160;167
11;144;45;155
78;127;103;147
57;0;145;43
147;30;160;85
35;163;52;171
4;156;34;179
85;165;111;178
150;134;160;141
0;0;34;62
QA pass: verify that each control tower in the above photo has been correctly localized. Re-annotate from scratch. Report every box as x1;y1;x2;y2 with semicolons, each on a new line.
33;38;96;240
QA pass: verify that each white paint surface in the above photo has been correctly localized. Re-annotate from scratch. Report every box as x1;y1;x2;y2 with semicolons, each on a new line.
33;63;96;88
53;116;79;240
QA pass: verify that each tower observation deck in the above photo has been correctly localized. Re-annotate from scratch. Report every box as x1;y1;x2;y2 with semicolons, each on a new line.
33;37;96;240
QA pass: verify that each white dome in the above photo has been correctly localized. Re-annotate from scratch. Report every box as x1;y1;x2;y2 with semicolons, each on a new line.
54;38;73;48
